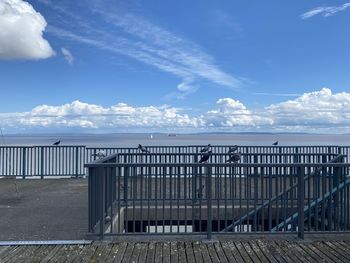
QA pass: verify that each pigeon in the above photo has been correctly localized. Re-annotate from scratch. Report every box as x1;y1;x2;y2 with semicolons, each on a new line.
92;150;106;159
200;144;211;153
228;145;238;153
226;152;242;163
138;144;150;153
53;140;60;146
199;150;212;163
272;141;278;146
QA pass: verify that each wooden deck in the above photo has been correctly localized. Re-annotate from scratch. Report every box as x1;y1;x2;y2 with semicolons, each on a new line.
1;240;350;262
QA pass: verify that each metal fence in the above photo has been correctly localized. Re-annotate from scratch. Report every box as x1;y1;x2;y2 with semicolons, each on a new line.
1;145;350;178
85;152;350;240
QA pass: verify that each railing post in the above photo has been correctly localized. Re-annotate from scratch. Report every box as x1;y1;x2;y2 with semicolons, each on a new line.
75;146;79;178
297;166;305;239
99;168;105;240
40;147;44;179
206;165;212;240
22;147;26;179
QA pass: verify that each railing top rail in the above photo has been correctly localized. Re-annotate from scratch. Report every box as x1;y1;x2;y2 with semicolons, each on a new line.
85;145;348;149
0;145;86;148
113;153;341;156
85;161;350;168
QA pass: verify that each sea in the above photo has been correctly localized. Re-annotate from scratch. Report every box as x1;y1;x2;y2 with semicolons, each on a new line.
1;133;349;147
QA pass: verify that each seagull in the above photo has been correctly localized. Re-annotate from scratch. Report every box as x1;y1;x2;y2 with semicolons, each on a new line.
272;141;278;146
138;144;150;153
92;150;106;159
53;140;60;146
199;150;212;163
228;145;238;153
200;144;211;153
226;152;242;163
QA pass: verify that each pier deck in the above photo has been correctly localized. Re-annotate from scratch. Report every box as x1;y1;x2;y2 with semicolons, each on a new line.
1;238;350;262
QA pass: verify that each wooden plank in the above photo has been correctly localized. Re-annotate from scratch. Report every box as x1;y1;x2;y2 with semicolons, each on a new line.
184;242;196;263
89;244;113;263
324;241;350;261
12;245;41;263
199;243;211;263
311;242;343;263
108;243;127;263
276;241;303;263
73;245;97;263
303;243;336;262
146;242;156;263
192;241;203;263
170;241;178;263
206;243;220;263
129;243;141;263
333;241;350;257
241;241;261;263
138;243;148;263
255;240;278;263
29;245;57;263
162;242;171;263
0;246;12;259
220;241;240;263
235;241;253;263
177;242;187;263
154;243;163;263
283;242;316;263
121;243;135;263
213;242;228;263
249;241;269;263
1;246;25;263
41;245;64;263
297;243;329;262
65;245;86;263
264;241;287;263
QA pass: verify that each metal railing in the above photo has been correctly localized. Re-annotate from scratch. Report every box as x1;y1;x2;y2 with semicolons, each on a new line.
2;145;350;178
85;152;350;240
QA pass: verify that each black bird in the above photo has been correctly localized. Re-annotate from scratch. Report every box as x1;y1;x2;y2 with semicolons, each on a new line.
53;140;60;146
226;152;242;163
138;144;150;153
272;141;278;146
200;144;211;153
199;150;212;163
228;145;238;153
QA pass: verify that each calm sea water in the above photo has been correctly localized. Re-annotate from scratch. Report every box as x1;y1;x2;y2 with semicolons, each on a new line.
0;133;349;147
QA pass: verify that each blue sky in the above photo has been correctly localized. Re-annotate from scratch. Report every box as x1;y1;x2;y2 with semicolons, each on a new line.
0;0;350;133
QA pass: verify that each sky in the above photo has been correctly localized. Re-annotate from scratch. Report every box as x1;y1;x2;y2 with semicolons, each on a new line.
0;0;350;133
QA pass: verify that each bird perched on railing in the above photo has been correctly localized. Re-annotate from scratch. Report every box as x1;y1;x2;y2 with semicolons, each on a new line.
272;141;278;146
200;144;211;153
226;152;242;163
228;145;238;153
138;144;150;153
53;140;60;146
92;150;106;159
199;150;212;163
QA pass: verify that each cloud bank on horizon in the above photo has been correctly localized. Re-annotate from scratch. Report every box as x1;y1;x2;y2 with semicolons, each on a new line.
1;88;350;133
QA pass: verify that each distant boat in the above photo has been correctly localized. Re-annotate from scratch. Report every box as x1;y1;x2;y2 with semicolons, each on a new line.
150;134;153;139
168;133;177;137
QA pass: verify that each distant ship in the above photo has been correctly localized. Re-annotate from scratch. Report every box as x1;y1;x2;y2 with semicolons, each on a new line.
168;133;177;137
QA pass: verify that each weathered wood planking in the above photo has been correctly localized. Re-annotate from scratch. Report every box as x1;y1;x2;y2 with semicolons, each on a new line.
0;240;350;262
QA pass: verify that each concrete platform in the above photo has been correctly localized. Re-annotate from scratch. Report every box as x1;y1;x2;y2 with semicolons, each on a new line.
0;178;87;241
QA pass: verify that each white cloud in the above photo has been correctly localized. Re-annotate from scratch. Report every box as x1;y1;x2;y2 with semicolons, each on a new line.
1;88;350;133
202;98;272;127
301;2;350;19
0;0;55;59
61;47;74;65
266;88;350;127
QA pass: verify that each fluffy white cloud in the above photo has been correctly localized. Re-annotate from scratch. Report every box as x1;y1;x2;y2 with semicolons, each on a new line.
202;98;272;127
266;88;350;127
1;88;350;132
61;47;74;65
0;0;55;59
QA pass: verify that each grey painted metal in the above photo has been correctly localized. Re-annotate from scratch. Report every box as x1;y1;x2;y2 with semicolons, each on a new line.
85;150;350;240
